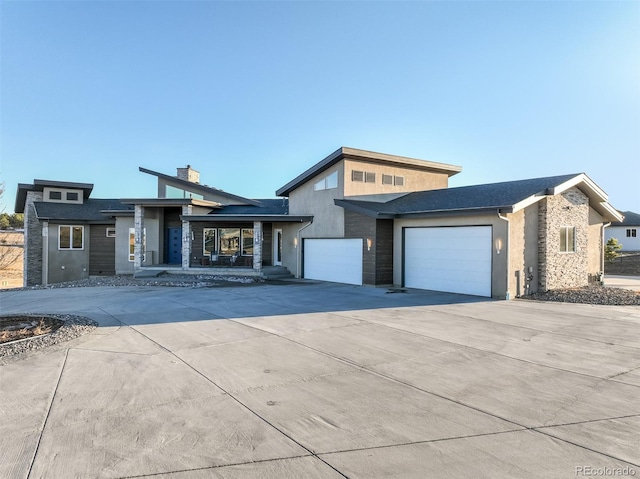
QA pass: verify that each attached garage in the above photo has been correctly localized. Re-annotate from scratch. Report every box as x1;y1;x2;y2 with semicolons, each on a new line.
403;226;492;297
303;238;363;285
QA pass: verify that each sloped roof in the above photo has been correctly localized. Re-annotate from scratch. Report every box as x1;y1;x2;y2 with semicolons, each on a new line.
139;167;261;206
207;199;288;216
276;147;462;197
33;199;132;223
613;211;640;226
15;180;94;213
336;173;622;222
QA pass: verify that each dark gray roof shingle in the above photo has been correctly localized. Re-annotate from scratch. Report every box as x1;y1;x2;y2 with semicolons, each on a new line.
337;174;580;217
614;211;640;226
34;199;132;222
207;199;288;216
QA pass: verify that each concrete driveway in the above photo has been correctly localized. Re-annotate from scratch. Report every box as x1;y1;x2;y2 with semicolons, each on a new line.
1;282;639;478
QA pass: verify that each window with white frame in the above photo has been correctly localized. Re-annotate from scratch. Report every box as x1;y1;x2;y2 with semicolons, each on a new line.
627;228;637;238
314;171;338;191
219;228;240;255
59;225;84;250
203;228;217;256
559;226;576;253
106;227;116;238
128;228;146;261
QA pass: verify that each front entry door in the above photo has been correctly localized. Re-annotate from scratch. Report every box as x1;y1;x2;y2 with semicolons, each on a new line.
274;229;283;266
167;228;182;264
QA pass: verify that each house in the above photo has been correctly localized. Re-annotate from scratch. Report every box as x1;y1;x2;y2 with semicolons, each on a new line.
15;147;623;298
605;211;640;251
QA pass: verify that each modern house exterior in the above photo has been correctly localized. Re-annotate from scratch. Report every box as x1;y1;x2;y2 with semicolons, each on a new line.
605;211;640;251
15;147;623;298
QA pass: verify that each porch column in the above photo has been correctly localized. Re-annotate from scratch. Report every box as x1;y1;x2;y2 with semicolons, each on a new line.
181;205;192;270
134;205;145;270
253;221;262;271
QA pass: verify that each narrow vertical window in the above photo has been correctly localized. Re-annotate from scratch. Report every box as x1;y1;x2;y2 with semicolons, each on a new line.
559;226;576;253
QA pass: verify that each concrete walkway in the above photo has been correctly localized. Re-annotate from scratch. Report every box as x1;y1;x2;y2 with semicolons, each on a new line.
1;282;639;478
605;275;640;292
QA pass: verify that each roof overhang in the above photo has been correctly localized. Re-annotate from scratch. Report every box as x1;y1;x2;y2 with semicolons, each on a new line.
181;214;313;223
119;198;222;208
511;173;624;222
276;147;462;197
15;180;94;213
139;167;262;206
335;199;514;219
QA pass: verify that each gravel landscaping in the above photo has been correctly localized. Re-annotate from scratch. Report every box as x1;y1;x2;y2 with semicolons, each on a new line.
525;285;640;306
0;314;98;361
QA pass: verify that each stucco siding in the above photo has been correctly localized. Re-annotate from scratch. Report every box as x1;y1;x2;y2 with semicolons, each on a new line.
588;208;604;276
47;224;90;284
288;163;344;238
343;159;449;197
510;204;540;296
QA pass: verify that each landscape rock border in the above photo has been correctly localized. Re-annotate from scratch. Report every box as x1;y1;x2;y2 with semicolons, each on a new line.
0;313;98;360
525;285;640;306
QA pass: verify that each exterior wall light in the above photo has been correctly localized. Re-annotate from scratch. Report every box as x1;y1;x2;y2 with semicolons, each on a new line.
366;238;373;251
293;237;298;248
495;238;503;255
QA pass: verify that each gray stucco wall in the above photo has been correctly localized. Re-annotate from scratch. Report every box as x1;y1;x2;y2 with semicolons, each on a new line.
509;204;540;296
47;224;90;284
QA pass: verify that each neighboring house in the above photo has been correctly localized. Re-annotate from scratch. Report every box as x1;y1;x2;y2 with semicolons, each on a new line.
15;147;623;298
605;211;640;251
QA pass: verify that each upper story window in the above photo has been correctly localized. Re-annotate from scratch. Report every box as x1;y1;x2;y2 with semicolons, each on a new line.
382;174;405;186
351;170;376;183
627;228;637;238
559;226;576;253
59;225;84;250
314;171;338;191
166;185;204;200
45;188;83;204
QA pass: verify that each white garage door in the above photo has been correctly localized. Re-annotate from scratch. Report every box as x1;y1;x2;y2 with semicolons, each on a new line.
404;226;492;297
304;238;363;285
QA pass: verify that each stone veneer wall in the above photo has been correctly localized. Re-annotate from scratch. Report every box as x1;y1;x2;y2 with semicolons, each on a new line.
538;187;589;291
24;190;44;286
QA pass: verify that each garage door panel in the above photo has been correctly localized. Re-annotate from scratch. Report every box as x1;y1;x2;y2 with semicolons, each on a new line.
404;226;492;297
304;239;363;285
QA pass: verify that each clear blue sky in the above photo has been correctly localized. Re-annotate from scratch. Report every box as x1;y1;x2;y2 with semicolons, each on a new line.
1;0;638;214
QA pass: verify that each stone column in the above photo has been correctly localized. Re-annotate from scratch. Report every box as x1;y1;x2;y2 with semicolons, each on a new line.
181;205;192;270
253;221;262;271
24;191;44;286
134;205;145;270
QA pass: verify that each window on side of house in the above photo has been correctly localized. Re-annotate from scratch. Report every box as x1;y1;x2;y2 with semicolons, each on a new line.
66;192;79;201
352;170;364;182
365;172;376;183
394;176;405;186
203;228;217;256
128;228;146;261
627;228;637;238
559;226;576;253
49;191;62;200
106;227;116;238
314;171;338;191
59;225;84;250
241;229;254;256
382;174;393;185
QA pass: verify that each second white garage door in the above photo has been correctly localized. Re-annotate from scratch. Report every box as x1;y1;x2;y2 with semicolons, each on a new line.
304;238;363;285
404;226;492;297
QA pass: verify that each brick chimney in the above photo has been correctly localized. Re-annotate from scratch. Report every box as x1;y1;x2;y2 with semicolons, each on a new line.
177;165;200;184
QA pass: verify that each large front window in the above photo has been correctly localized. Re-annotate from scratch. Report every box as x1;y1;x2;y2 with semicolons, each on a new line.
241;229;254;255
219;228;240;255
59;226;84;250
203;228;217;255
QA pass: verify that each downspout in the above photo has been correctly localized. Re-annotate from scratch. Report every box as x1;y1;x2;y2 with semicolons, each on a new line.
601;222;611;284
497;211;510;300
295;221;312;278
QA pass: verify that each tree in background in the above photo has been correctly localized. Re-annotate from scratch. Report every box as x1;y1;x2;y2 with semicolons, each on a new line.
605;238;623;263
0;182;23;270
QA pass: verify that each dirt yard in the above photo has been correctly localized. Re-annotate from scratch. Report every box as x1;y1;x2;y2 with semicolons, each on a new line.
0;316;63;344
0;231;24;289
605;251;640;276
